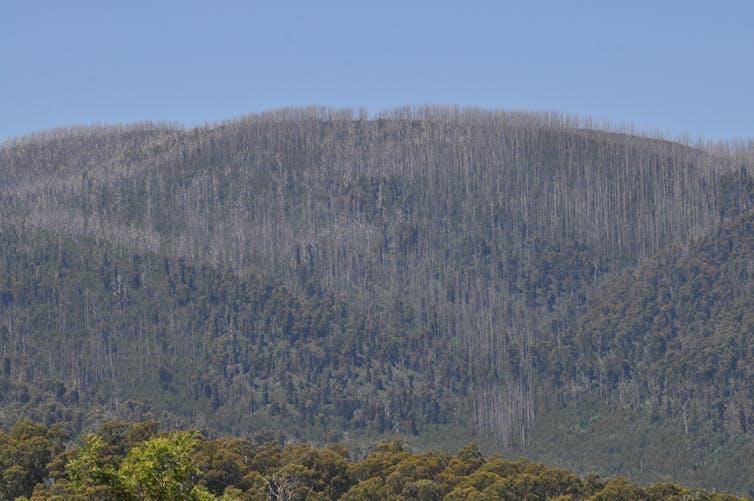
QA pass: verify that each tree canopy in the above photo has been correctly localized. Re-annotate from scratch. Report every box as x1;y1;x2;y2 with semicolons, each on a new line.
4;420;747;501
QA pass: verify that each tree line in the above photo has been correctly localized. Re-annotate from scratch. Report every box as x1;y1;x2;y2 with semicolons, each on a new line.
2;420;749;500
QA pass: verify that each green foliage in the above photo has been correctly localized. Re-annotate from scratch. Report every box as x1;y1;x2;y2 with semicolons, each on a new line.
529;209;754;492
119;431;203;500
0;227;462;442
0;420;66;500
65;434;118;493
13;420;754;500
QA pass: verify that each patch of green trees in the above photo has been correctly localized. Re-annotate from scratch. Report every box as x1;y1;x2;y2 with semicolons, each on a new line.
4;421;748;500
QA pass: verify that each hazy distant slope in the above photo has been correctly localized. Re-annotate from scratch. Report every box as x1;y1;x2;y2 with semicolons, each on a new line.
0;108;736;438
1;108;753;493
0;108;731;269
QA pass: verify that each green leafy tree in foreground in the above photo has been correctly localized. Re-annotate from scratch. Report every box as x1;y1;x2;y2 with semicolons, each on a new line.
118;431;215;500
65;433;120;497
30;429;219;500
0;421;66;500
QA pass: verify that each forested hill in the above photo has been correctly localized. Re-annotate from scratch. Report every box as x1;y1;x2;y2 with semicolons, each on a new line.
529;206;754;492
1;107;754;495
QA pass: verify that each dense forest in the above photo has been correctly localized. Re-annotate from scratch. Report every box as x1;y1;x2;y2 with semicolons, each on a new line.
1;420;749;500
1;107;753;494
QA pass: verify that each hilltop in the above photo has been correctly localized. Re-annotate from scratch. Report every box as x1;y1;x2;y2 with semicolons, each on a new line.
1;107;753;494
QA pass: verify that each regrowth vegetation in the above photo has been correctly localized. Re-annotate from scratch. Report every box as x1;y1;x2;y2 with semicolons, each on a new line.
1;107;754;494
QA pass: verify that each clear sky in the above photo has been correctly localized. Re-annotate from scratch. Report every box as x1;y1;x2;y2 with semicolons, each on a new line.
3;0;753;143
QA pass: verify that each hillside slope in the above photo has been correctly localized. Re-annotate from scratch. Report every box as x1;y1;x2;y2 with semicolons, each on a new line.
1;108;753;494
531;207;754;492
0;227;465;440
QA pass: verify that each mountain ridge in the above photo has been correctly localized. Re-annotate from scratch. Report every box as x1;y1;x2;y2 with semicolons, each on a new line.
1;107;753;494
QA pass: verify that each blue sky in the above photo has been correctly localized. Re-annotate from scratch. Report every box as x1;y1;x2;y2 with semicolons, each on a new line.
3;1;753;143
